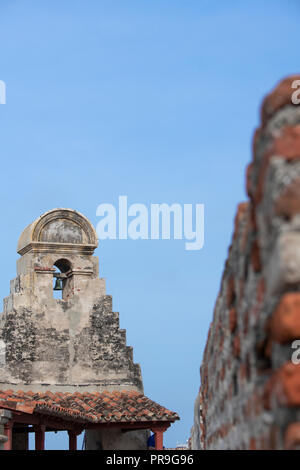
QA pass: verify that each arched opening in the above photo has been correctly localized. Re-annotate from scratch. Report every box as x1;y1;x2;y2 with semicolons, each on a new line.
54;259;72;274
53;259;72;300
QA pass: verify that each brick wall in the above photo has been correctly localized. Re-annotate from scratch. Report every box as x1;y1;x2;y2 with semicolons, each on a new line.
192;75;300;450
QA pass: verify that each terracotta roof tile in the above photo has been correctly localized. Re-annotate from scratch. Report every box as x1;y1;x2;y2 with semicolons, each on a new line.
0;389;179;425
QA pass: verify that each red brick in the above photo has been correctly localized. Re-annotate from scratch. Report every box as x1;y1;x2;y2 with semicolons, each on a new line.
269;425;279;450
252;127;262;157
251;278;266;321
233;334;241;357
233;202;249;241
274;178;300;219
249;437;256;450
253;391;262;416
243;397;252;419
264;338;272;358
229;308;237;333
270;293;300;343
251;239;261;273
257;278;265;303
240;213;251;255
227;276;236;307
243;311;249;336
238;279;245;308
249;205;257;231
271;125;300;161
255;126;300;206
261;75;300;126
284;423;300;450
246;163;253;199
272;362;300;406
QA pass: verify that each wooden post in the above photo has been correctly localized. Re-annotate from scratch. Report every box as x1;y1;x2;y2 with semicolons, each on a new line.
68;430;77;450
24;431;29;450
3;421;13;450
155;430;164;450
151;425;170;451
34;425;45;450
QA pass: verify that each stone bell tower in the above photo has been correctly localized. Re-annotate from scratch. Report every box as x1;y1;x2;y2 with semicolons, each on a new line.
0;208;143;393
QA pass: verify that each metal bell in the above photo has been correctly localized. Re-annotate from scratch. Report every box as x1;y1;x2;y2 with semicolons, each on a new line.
53;278;63;291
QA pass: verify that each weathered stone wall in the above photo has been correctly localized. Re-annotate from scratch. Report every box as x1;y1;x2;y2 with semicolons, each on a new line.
190;389;202;450
86;428;149;450
0;293;142;392
193;75;300;450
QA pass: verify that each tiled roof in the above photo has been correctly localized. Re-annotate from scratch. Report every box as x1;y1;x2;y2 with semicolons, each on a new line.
0;389;179;425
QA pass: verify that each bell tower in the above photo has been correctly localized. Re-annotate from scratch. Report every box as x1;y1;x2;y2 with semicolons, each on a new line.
0;209;143;393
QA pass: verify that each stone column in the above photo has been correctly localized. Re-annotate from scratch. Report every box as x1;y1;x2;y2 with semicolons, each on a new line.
85;428;148;450
0;410;13;450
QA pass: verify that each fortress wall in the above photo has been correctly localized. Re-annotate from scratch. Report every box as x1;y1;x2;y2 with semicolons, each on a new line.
193;75;300;450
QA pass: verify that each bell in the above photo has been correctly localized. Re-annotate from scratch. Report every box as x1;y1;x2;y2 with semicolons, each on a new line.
53;278;63;291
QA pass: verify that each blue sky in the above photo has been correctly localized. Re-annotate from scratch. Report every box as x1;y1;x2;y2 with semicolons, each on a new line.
0;0;299;449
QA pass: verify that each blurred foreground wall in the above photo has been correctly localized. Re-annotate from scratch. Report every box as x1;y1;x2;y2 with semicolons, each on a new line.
192;75;300;450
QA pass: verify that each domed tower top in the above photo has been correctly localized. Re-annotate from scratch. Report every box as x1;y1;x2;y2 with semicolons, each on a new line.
17;208;98;256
